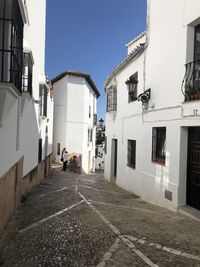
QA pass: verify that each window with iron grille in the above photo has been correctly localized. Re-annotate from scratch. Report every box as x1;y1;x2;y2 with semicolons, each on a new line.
22;52;33;95
0;0;24;92
127;140;136;168
39;84;48;117
152;127;166;164
106;86;117;112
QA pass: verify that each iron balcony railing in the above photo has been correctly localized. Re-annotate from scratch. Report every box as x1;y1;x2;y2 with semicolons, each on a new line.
181;60;200;101
0;0;24;93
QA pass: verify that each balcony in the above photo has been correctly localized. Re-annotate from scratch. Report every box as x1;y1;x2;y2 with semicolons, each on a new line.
0;0;24;93
182;60;200;101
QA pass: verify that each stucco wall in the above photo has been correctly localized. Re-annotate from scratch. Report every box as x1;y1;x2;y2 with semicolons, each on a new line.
105;0;200;211
53;75;97;173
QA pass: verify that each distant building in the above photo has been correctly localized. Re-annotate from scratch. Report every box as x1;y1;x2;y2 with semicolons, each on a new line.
0;0;53;235
104;0;200;212
52;71;100;173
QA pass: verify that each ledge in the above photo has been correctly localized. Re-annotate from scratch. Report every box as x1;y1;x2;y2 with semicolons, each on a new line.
178;205;200;222
0;82;21;126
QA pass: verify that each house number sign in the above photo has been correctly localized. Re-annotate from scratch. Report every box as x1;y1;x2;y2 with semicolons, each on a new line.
193;109;198;115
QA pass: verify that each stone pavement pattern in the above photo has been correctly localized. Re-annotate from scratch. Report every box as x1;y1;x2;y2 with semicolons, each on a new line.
0;166;200;266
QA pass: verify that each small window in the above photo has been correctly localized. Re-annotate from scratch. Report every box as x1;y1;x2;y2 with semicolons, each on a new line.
89;106;91;118
88;128;93;144
39;84;48;117
22;52;33;95
126;72;138;102
106;86;117;112
57;143;60;155
127;140;136;168
152;127;166;164
104;136;107;154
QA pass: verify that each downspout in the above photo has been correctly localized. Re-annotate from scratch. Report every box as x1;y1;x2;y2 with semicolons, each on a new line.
142;0;151;120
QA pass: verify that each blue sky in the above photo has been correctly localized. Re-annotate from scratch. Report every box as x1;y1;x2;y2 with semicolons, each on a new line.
45;0;147;120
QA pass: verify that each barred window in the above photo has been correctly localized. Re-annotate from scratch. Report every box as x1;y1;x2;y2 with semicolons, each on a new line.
106;86;117;112
127;140;136;168
39;84;48;117
152;127;166;164
0;0;24;92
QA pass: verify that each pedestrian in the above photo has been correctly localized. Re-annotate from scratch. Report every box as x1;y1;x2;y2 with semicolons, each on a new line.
75;155;82;173
61;147;65;162
63;150;69;171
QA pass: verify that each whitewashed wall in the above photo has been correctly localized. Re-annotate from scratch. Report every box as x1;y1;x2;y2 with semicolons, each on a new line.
105;0;200;211
0;0;53;177
53;74;97;173
105;52;145;196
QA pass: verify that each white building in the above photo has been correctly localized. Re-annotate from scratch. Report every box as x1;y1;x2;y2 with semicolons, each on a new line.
104;0;200;213
0;0;53;235
52;71;100;173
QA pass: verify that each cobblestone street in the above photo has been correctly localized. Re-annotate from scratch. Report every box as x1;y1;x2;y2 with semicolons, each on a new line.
0;166;200;267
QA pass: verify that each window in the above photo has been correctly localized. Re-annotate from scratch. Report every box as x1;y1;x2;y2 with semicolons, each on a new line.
89;106;91;118
22;52;33;95
104;136;107;154
127;140;136;168
152;127;166;164
126;72;138;102
0;0;24;92
88;128;93;144
39;84;48;117
93;113;97;126
106;86;117;112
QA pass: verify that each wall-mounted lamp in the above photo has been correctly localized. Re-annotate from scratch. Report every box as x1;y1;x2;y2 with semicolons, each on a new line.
125;76;138;101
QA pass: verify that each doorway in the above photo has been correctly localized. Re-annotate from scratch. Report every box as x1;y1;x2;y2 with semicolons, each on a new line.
111;139;117;183
187;127;200;210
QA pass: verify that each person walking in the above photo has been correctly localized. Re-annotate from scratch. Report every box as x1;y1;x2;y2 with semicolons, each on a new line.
63;150;69;171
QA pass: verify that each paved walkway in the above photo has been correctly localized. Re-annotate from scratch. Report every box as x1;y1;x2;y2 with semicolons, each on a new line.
0;165;200;266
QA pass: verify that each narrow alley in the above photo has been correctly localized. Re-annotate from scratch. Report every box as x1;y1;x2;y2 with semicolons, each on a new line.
0;166;200;267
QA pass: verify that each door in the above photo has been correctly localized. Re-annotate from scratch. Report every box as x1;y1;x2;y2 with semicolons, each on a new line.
111;139;117;182
187;127;200;210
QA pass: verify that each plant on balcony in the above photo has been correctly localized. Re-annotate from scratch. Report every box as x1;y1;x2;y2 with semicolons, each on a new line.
184;84;200;101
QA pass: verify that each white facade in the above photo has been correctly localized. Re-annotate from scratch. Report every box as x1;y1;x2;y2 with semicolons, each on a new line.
0;0;53;234
0;0;53;177
52;71;100;173
105;0;200;211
